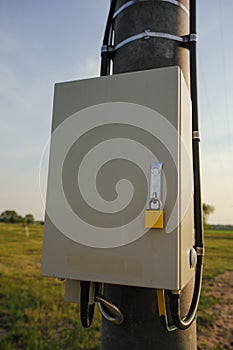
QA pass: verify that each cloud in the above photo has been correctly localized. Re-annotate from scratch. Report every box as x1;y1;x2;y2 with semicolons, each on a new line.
73;57;100;79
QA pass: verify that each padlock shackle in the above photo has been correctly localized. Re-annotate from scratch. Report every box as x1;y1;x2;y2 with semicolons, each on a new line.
148;197;162;210
148;192;163;210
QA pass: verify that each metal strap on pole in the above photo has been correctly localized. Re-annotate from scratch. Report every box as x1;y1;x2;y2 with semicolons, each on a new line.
114;30;187;51
113;0;189;19
101;31;195;55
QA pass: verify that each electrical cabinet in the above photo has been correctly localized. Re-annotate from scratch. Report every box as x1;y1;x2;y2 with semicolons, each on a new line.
41;66;195;291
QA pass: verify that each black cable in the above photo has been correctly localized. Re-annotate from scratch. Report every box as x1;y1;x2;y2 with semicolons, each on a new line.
190;0;204;248
169;0;204;330
100;0;117;76
169;256;203;330
80;281;95;328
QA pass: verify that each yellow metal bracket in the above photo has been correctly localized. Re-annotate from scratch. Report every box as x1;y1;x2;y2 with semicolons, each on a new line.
157;289;177;332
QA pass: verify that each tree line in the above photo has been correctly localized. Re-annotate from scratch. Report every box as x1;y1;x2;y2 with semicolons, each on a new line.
0;210;35;224
0;204;214;227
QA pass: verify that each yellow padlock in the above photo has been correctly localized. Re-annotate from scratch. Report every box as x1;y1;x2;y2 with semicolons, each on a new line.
145;195;164;229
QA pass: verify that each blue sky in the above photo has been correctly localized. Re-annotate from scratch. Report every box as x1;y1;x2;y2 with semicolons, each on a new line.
0;0;232;224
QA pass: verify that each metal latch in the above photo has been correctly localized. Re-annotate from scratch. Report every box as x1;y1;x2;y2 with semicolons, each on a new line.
145;162;164;229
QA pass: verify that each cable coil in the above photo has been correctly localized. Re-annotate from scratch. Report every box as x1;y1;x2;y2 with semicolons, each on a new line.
97;294;124;325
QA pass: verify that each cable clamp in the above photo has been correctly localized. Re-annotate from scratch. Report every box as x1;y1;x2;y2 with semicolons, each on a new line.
189;33;198;42
195;246;205;257
144;29;151;40
101;45;114;54
182;33;198;48
192;130;201;141
101;45;108;53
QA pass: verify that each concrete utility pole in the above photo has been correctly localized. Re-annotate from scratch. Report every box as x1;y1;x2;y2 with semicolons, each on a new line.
101;0;197;349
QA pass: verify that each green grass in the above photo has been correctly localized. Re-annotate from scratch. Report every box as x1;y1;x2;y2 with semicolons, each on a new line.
0;224;232;349
202;229;233;278
0;224;101;350
197;229;233;335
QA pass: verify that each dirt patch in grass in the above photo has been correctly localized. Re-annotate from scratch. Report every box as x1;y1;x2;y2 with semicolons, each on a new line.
198;271;233;349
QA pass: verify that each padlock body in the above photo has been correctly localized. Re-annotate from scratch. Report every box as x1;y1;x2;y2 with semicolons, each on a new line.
145;210;164;229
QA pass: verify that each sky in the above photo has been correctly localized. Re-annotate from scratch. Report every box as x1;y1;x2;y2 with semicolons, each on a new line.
0;0;232;225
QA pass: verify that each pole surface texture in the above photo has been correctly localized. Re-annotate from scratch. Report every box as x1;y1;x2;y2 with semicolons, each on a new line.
101;0;197;349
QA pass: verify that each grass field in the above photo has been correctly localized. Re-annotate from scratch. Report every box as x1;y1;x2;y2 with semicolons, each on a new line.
0;223;232;349
197;228;233;345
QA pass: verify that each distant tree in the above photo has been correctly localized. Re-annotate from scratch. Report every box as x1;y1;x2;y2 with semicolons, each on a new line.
24;214;35;224
22;214;35;237
203;203;215;227
0;210;23;223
